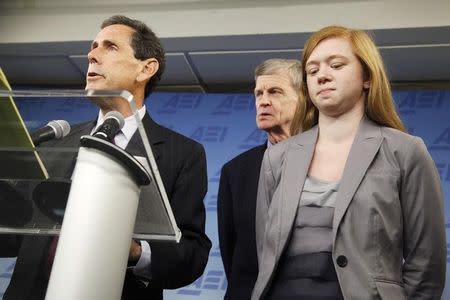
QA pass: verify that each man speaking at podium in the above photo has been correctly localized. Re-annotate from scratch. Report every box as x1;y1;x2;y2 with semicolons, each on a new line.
3;15;211;300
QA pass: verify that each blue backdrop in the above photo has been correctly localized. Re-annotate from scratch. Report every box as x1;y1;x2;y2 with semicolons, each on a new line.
0;90;449;299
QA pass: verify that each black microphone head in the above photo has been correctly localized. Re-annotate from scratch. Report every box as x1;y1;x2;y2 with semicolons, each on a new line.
104;111;125;130
47;120;71;139
93;111;125;142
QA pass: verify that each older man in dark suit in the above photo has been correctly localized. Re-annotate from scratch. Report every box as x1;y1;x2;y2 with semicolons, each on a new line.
3;15;211;300
217;58;302;300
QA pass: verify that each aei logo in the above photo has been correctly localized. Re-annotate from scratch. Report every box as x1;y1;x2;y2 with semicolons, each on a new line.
157;94;203;114
210;245;221;258
396;90;444;115
190;126;228;143
177;270;227;296
209;169;221;183
436;162;450;182
430;127;450;151
205;194;217;212
239;128;267;149
212;95;255;115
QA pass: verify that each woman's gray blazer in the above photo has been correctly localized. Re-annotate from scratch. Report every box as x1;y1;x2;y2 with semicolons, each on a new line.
252;117;446;299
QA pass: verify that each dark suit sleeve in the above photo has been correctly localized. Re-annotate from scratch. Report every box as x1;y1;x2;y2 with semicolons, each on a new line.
0;235;22;257
147;142;211;289
217;164;235;281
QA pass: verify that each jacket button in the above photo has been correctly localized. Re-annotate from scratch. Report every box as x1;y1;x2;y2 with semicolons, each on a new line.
336;255;347;267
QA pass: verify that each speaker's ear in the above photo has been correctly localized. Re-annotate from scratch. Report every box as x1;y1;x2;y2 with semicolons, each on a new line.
137;58;159;83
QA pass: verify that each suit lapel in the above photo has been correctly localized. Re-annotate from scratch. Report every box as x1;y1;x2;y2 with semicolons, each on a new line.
332;117;383;240
126;113;165;161
276;127;318;260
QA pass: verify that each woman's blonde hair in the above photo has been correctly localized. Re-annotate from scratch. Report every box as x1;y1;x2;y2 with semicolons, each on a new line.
290;25;405;135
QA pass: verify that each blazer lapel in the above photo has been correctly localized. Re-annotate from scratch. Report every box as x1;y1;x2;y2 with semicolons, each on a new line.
257;128;318;298
332;117;383;240
276;127;318;260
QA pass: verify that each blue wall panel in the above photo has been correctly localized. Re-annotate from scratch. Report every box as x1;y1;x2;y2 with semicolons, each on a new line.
0;89;449;299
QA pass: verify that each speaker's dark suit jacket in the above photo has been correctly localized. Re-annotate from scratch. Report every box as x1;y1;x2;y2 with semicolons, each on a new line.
3;113;211;300
217;143;266;300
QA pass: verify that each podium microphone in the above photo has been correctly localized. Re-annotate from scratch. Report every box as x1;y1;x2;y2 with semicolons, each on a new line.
93;111;125;143
31;120;71;146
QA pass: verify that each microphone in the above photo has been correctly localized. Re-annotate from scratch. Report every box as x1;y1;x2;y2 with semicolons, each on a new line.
31;120;71;146
93;111;125;143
